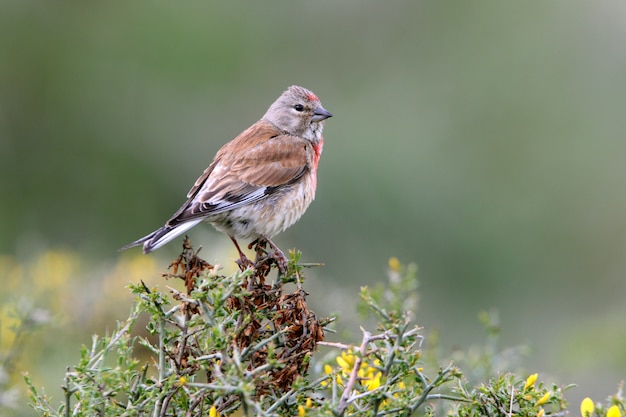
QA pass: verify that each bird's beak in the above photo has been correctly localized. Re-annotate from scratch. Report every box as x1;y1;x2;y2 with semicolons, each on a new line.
311;105;333;122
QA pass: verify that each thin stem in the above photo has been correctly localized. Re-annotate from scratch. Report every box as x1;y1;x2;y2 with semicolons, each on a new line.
265;374;331;414
240;328;288;361
318;341;353;350
185;392;206;417
159;318;166;380
62;368;72;417
186;382;239;392
337;330;370;416
410;363;456;413
176;310;189;372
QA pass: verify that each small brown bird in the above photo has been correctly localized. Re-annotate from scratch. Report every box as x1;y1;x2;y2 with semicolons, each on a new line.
121;85;332;271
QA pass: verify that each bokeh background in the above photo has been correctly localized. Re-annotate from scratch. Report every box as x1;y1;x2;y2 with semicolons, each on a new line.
2;0;626;413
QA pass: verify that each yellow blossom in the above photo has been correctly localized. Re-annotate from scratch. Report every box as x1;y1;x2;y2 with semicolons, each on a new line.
368;372;382;390
298;405;306;417
209;406;220;417
0;306;20;350
322;364;333;387
337;350;355;372
0;255;22;293
306;397;312;408
524;373;538;390
324;364;333;375
536;392;550;406
322;363;345;386
31;251;78;293
606;405;621;417
388;257;400;272
580;397;594;417
537;408;545;417
178;376;187;386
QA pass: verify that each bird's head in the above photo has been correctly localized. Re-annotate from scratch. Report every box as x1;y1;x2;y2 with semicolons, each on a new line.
263;85;332;142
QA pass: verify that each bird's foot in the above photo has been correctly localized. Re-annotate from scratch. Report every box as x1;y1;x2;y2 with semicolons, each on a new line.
230;236;254;271
235;254;254;271
250;238;288;275
269;246;288;275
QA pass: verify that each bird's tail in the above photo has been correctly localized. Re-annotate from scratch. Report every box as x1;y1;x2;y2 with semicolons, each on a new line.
119;219;202;254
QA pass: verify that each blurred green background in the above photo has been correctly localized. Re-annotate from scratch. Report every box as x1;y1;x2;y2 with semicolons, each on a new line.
2;0;626;413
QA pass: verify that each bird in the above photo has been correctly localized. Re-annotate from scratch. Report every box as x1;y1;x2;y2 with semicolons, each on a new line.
120;85;332;272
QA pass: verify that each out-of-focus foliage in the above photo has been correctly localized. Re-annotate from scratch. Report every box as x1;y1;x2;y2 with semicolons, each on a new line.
2;0;626;412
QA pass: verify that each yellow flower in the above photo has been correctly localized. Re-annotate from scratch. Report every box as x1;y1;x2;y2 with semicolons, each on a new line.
524;373;538;390
337;350;355;372
209;406;220;417
580;397;594;417
606;405;621;417
31;251;78;292
321;364;333;387
388;257;401;272
178;376;187;386
322;363;345;387
0;255;22;293
537;408;545;417
364;371;382;391
536;391;550;406
298;397;312;416
0;306;19;350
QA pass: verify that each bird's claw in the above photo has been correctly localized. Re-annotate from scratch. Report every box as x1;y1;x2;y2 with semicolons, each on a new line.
235;255;254;271
251;238;288;275
254;253;287;275
273;253;288;275
267;246;288;275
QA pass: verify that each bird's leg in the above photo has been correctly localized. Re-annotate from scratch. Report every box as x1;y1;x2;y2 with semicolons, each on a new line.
262;237;288;274
230;236;253;270
249;237;287;274
250;238;271;267
248;238;265;258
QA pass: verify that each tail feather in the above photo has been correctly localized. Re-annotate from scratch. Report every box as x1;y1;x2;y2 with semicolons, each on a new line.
119;220;203;254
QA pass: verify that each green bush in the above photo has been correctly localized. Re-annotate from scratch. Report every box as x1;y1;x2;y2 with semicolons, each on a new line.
16;239;623;416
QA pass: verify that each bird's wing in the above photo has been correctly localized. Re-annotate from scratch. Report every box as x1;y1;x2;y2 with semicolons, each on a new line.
166;121;312;226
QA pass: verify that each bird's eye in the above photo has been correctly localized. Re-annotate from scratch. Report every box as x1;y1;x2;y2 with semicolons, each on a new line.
293;104;304;112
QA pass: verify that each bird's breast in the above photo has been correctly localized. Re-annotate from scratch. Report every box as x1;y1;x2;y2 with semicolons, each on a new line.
207;175;316;240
